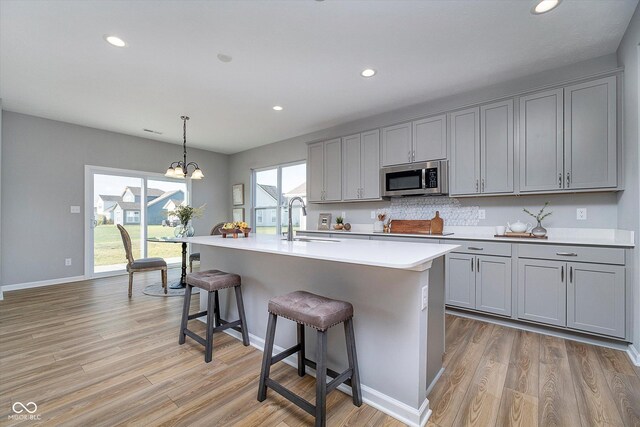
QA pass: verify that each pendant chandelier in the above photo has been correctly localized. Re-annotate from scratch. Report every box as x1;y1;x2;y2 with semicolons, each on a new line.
165;115;204;179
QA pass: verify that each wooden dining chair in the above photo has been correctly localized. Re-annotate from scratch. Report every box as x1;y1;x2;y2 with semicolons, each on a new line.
189;222;225;272
117;224;168;296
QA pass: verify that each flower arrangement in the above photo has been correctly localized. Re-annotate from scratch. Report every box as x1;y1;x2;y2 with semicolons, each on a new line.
169;204;206;225
523;202;552;223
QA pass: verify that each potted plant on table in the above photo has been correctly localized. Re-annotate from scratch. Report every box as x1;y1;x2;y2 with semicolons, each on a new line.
523;202;552;237
169;204;206;238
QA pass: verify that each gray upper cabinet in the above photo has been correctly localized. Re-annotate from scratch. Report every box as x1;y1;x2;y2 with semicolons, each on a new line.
564;76;617;190
519;89;564;193
413;115;447;162
342;130;380;200
517;258;566;327
567;262;625;338
381;122;412;166
307;138;342;202
476;255;512;317
450;107;480;195
445;253;476;309
481;100;514;194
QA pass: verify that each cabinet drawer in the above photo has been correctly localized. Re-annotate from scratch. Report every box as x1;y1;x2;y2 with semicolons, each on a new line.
518;244;624;265
442;240;511;257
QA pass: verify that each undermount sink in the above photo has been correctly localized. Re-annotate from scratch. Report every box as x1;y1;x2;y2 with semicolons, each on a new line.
282;237;340;243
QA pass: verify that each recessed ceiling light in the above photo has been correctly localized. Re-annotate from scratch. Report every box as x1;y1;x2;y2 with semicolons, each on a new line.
217;53;233;63
531;0;561;15
273;106;283;111
361;68;376;78
104;35;126;47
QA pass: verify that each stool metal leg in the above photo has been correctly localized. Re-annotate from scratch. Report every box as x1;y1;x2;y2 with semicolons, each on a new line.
257;313;277;401
315;329;328;427
344;318;362;406
234;285;250;346
205;290;216;363
297;323;306;377
213;290;222;327
178;284;193;345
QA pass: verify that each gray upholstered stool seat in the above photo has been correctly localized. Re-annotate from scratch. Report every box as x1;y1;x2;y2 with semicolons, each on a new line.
268;290;353;331
186;270;240;292
179;269;249;363
258;290;361;427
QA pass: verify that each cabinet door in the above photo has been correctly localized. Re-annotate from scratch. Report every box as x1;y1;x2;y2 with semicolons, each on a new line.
567;263;625;338
481;100;514;194
445;253;476;309
324;138;342;201
519;89;564;192
517;259;566;327
476;255;512;316
450;107;480;195
413;115;447;162
564;76;617;190
360;130;381;199
307;142;325;202
381;122;412;166
342;134;361;201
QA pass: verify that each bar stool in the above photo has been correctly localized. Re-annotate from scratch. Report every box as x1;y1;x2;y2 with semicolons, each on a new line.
178;270;250;362
257;290;362;427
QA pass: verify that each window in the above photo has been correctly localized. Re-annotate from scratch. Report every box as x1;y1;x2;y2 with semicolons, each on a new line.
252;161;306;235
126;210;140;223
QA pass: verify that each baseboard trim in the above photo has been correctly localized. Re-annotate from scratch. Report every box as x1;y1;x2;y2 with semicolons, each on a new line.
1;275;87;292
627;344;640;367
213;322;431;427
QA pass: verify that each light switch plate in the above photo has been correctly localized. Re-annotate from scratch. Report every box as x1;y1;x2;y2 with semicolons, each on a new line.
576;208;587;220
421;285;429;310
478;209;486;220
371;211;376;219
70;206;81;214
65;258;72;266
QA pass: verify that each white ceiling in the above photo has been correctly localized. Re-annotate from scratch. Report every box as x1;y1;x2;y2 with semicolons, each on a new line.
1;0;637;154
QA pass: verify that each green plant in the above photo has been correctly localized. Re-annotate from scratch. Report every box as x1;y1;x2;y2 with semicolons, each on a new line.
168;204;206;225
523;202;552;223
336;216;344;224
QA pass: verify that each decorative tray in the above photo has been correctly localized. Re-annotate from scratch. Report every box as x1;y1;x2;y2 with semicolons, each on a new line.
494;232;548;239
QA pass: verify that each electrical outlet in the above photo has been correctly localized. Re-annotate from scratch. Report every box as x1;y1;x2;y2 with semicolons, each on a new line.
576;208;587;220
371;210;376;219
421;285;429;310
341;211;346;220
65;258;72;266
70;206;81;214
478;209;486;220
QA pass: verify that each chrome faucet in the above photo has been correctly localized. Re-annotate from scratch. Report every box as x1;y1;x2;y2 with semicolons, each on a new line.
287;196;307;241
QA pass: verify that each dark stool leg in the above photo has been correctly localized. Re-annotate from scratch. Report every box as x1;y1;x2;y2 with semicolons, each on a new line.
178;284;193;345
257;313;277;401
297;323;306;377
344;318;362;406
213;290;222;327
315;329;328;427
234;285;250;346
205;290;216;363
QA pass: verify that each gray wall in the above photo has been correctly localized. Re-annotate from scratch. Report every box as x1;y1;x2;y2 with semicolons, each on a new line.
0;112;229;286
229;53;622;231
616;5;640;352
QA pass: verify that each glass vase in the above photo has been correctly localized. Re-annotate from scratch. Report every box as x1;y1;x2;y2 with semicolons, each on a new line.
174;221;195;238
531;221;547;237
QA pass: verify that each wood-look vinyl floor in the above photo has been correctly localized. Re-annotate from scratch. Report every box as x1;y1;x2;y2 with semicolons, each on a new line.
1;270;638;426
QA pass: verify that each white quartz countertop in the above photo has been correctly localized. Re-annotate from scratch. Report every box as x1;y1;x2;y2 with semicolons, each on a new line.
300;226;635;248
184;234;459;271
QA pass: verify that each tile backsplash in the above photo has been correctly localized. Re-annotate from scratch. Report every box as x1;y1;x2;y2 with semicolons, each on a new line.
384;196;480;226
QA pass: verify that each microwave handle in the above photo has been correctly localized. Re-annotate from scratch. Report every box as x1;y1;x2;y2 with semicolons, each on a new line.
422;169;426;191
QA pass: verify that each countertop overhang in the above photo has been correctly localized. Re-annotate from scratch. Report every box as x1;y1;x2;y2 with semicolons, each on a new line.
184;235;459;271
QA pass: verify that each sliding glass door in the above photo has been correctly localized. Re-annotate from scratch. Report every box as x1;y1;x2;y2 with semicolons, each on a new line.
86;166;190;277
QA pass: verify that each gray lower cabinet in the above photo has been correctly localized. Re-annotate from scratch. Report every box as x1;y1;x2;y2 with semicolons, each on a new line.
446;253;511;316
517;258;566;327
567;262;625;338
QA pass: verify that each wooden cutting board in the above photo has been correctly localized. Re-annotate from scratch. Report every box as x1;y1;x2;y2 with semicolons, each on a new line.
431;211;444;235
390;220;432;235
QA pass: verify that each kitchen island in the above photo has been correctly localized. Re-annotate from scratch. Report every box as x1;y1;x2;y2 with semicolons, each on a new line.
185;234;458;426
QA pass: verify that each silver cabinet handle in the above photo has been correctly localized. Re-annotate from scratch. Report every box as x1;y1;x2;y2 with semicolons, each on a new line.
481;178;485;193
566;172;571;188
561;265;564;282
471;258;474;272
477;258;480;272
468;247;484;251
408;151;412;162
556;252;578;256
475;180;479;192
558;173;562;188
570;266;573;283
412;151;416;161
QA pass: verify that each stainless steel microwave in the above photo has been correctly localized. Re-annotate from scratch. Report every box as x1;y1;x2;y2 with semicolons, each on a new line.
381;161;449;197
